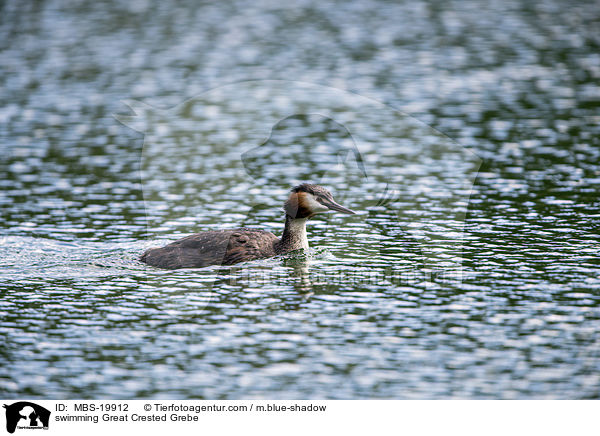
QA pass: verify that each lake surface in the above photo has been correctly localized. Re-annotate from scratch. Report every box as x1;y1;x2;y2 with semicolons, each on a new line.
1;0;599;399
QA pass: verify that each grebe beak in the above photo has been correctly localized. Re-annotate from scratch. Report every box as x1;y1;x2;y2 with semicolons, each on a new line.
323;199;356;215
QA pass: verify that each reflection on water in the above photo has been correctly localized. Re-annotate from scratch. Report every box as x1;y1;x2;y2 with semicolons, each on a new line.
1;0;599;399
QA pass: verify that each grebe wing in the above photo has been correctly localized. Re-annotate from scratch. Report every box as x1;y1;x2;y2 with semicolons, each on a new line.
223;229;279;265
140;229;278;269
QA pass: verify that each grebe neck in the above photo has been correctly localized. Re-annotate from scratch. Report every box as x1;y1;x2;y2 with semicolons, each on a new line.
277;215;308;253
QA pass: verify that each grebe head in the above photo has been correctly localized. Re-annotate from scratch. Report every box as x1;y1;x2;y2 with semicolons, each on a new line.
283;183;356;219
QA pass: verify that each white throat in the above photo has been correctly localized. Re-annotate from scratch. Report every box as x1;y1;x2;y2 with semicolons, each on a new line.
287;217;309;250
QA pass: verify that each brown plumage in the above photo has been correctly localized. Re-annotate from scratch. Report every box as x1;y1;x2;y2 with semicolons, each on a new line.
140;184;355;270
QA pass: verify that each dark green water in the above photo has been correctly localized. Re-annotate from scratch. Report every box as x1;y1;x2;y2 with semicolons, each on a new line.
1;0;599;399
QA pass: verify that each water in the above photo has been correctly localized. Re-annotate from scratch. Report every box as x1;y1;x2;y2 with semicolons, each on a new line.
1;0;599;399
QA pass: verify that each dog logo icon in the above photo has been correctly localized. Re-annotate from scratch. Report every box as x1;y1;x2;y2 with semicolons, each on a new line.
3;402;50;434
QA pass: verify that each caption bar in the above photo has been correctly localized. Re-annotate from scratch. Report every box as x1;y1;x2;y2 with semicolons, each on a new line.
1;400;597;436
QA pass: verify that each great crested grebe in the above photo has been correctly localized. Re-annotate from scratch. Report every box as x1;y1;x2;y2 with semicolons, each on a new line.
140;184;356;269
